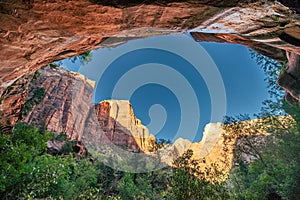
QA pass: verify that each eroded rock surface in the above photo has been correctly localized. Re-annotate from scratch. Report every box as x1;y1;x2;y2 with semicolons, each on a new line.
0;0;221;94
2;65;291;173
0;0;299;99
191;1;300;59
16;66;154;152
95;100;156;152
0;0;299;173
21;66;95;140
0;73;32;131
278;52;300;104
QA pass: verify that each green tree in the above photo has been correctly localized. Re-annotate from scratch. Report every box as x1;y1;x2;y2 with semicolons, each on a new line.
223;50;300;199
0;122;51;198
70;51;92;65
168;149;228;200
0;122;106;199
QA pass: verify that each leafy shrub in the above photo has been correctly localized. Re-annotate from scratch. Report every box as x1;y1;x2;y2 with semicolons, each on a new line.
21;87;46;116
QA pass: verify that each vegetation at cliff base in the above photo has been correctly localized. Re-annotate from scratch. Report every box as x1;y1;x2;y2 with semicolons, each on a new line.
2;106;300;199
221;51;300;199
0;122;229;199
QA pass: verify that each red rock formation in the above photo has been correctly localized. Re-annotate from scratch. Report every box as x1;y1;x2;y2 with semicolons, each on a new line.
0;0;299;172
0;0;220;95
0;0;299;99
21;66;95;140
0;74;32;131
190;32;286;62
1;64;292;173
16;66;154;152
95;100;156;152
189;1;300;102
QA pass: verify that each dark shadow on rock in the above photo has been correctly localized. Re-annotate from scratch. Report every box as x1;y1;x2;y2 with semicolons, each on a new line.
81;105;168;173
190;32;286;62
279;32;300;47
94;102;154;153
90;0;257;8
278;0;300;13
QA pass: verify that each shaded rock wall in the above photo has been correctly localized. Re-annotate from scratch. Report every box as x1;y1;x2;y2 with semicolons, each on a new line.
190;32;286;62
278;0;300;13
18;66;155;152
191;2;300;56
21;66;95;140
0;73;32;131
278;52;300;104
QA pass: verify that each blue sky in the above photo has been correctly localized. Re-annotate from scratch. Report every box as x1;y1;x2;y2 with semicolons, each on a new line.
60;34;269;142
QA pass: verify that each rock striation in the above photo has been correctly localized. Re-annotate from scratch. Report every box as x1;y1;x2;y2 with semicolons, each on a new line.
0;65;294;171
95;100;156;152
0;0;299;100
191;1;300;61
21;66;95;140
0;0;220;94
17;66;155;152
3;65;224;168
0;73;32;132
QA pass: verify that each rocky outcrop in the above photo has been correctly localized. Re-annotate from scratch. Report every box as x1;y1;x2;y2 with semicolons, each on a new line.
189;1;300;103
191;32;286;62
16;66;154;152
5;65;221;168
2;64;292;173
0;0;299;99
159;117;293;174
0;73;32;131
191;2;300;60
21;66;95;140
158;122;226;167
46;140;67;155
95;100;156;152
277;52;300;105
0;0;221;95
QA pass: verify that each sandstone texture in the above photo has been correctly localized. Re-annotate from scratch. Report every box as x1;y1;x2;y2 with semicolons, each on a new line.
0;0;219;94
15;66;154;152
0;73;32;132
1;65;290;173
0;0;299;102
191;2;300;61
95;100;156;152
190;1;300;104
21;66;95;140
